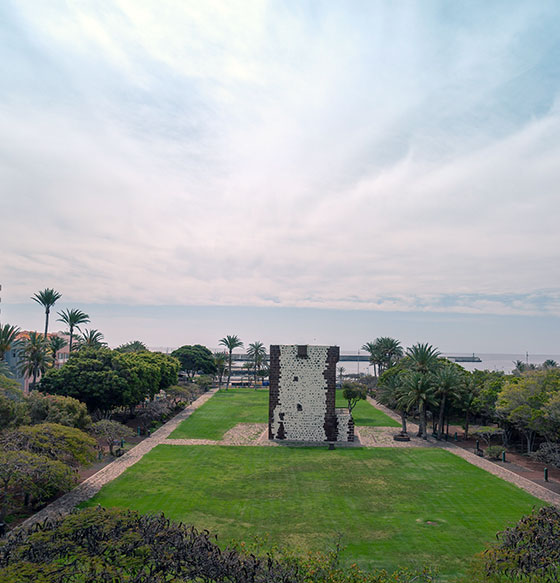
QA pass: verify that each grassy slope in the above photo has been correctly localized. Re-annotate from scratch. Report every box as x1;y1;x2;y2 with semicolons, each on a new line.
170;388;398;439
85;445;540;579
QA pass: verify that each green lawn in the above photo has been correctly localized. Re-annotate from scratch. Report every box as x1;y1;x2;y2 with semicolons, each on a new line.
335;390;400;427
169;388;398;440
169;388;269;440
85;445;541;579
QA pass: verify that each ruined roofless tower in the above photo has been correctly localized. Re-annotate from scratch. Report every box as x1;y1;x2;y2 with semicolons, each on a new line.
268;345;354;442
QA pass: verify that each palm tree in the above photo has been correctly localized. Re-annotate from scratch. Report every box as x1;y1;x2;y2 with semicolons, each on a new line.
405;343;441;374
0;324;21;361
18;332;52;390
78;329;106;349
31;288;62;340
397;371;436;439
115;340;148;353
377;337;403;372
338;366;346;386
48;335;68;366
213;351;227;388
219;335;243;390
247;341;267;387
57;308;90;352
377;372;409;434
361;341;382;377
543;359;558;369
433;366;464;439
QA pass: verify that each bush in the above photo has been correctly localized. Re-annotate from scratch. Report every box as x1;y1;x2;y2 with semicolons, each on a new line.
27;392;91;430
485;445;505;460
531;442;560;468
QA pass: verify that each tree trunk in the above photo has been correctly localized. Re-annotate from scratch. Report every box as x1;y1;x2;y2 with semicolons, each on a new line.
226;352;232;390
400;412;407;434
464;408;470;440
422;404;428;439
44;308;50;340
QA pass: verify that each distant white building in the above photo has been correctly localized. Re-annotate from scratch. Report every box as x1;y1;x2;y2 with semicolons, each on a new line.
268;345;354;442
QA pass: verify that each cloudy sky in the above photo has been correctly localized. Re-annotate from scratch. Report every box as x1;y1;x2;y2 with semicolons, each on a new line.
1;1;560;352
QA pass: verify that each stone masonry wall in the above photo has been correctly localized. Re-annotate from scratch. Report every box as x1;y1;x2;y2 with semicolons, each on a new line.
269;345;352;442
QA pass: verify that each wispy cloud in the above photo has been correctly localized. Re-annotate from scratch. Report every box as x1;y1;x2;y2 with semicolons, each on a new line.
1;1;560;316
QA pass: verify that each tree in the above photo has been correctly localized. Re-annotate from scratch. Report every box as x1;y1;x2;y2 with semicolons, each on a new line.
48;335;67;365
171;345;216;380
342;381;367;413
0;450;74;523
0;324;21;361
165;383;198;406
27;392;91;430
0;389;30;430
56;308;90;352
361;341;382;377
77;328;106;349
90;420;135;456
213;351;227;388
219;335;243;389
115;340;148;353
397;371;435;439
338;366;346;386
247;341;267;385
433;365;464;439
18;332;52;390
361;337;403;377
405;343;441;374
543;359;558;369
31;288;62;340
1;423;96;467
378;368;409;434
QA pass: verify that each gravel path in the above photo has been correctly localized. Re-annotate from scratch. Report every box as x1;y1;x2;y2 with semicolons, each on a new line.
13;389;219;532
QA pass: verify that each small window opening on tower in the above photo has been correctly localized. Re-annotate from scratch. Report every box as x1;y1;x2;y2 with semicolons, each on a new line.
297;403;303;411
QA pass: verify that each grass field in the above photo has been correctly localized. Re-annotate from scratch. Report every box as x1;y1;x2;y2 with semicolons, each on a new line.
169;388;398;440
85;444;541;579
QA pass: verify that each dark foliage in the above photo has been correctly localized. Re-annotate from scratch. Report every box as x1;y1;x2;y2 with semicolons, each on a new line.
0;506;299;582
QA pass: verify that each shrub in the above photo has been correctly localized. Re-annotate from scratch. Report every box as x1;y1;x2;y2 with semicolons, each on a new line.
485;445;505;460
530;442;560;468
27;392;91;430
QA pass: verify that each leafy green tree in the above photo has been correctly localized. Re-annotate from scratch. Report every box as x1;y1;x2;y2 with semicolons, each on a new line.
0;389;30;430
171;345;216;381
18;332;52;390
165;383;198;406
77;328;106;349
31;288;62;340
90;420;135;456
0;324;21;361
219;335;243;389
136;351;180;393
458;375;478;439
543;359;558;369
213;351;227;388
342;381;367;413
1;423;96;467
56;308;90;352
115;340;148;353
27;392;91;430
0;450;74;523
247;341;267;385
48;335;67;365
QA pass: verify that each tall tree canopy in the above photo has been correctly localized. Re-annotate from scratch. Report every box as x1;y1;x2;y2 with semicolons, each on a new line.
219;335;243;389
171;345;216;380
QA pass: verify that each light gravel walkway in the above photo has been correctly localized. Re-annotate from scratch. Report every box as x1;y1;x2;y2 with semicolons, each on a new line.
12;389;219;532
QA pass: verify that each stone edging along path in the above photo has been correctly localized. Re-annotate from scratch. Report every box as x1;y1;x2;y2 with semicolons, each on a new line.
368;396;560;506
13;388;219;532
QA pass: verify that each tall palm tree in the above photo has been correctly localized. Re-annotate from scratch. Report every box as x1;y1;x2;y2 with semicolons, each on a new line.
77;329;106;349
57;308;90;352
405;343;441;375
377;337;404;372
433;366;464;439
115;340;148;353
31;288;62;340
0;324;21;361
361;341;381;377
397;371;436;439
48;335;68;366
219;335;243;390
213;351;227;388
18;332;52;390
246;341;267;386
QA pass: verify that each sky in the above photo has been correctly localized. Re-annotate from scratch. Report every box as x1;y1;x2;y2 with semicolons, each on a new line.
1;1;560;353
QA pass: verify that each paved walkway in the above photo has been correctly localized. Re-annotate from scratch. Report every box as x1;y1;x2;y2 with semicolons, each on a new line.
14;389;219;532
